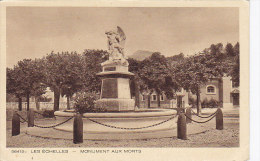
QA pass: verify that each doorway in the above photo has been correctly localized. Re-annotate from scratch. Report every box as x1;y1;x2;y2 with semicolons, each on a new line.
233;93;239;106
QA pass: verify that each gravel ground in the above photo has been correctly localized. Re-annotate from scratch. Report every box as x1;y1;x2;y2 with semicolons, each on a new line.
6;109;239;148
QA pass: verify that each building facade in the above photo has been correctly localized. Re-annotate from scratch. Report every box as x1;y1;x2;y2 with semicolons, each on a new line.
198;76;239;108
138;77;239;109
139;88;189;109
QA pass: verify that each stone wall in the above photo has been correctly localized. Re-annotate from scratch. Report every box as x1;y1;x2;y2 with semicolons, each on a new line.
6;102;73;111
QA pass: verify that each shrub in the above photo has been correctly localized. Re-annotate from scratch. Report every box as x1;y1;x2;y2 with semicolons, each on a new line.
74;91;100;114
42;110;55;118
201;98;209;108
201;98;220;108
208;98;219;108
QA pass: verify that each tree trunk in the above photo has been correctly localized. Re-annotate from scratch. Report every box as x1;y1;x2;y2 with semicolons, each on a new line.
196;91;201;115
67;96;70;110
54;88;60;111
26;92;30;111
157;93;161;108
148;94;151;108
18;97;22;111
35;96;40;110
135;83;140;108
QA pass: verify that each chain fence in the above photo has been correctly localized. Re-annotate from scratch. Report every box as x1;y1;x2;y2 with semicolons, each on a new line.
15;112;73;128
191;109;218;118
16;112;28;123
34;111;45;116
87;115;177;130
15;109;217;130
12;109;223;142
32;117;73;128
15;111;177;130
184;112;216;124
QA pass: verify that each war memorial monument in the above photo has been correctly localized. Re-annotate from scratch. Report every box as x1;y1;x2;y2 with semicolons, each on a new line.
49;27;177;139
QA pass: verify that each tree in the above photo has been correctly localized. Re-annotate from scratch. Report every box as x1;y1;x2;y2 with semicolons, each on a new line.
81;49;109;92
171;43;231;114
6;59;46;111
59;52;84;109
18;59;46;111
231;42;240;86
137;52;171;108
209;43;224;56
225;43;235;57
16;60;33;111
129;52;180;108
6;67;24;111
44;50;109;111
219;42;240;86
31;83;47;110
171;56;209;114
128;57;143;108
31;59;47;110
44;51;83;111
44;52;66;111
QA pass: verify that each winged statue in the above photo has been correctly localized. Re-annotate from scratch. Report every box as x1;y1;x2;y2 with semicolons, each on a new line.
105;26;127;61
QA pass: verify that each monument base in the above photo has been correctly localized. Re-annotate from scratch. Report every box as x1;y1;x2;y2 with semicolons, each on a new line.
95;98;135;111
96;58;135;112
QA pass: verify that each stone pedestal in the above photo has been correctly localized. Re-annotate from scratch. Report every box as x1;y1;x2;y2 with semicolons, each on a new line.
95;60;135;111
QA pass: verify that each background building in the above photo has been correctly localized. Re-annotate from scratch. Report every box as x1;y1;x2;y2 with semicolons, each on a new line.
198;76;239;108
139;88;189;109
138;76;239;109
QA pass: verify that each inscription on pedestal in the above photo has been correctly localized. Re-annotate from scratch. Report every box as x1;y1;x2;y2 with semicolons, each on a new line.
104;67;116;71
101;78;118;98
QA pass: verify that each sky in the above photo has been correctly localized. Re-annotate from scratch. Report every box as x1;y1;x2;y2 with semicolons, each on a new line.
6;7;239;67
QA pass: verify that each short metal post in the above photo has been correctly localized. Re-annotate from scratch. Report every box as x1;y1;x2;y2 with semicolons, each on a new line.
73;114;83;144
177;113;187;140
12;112;20;136
27;109;34;127
216;108;223;130
186;107;192;124
177;107;185;115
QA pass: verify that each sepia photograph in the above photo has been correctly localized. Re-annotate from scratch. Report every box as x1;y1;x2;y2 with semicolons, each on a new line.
0;1;250;161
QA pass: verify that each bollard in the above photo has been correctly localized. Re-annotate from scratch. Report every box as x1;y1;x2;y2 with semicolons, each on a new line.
177;107;185;115
177;113;187;140
12;112;20;136
216;108;224;130
185;107;192;124
27;109;34;127
73;114;83;144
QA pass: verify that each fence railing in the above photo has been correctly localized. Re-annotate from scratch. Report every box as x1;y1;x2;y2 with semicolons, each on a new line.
11;107;224;144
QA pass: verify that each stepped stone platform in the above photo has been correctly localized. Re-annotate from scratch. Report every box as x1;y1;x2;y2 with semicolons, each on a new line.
25;112;214;140
25;123;212;140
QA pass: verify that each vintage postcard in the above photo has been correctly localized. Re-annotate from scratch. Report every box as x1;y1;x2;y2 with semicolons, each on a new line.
0;1;249;161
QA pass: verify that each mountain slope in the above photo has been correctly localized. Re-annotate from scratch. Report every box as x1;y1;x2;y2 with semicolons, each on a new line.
128;50;154;61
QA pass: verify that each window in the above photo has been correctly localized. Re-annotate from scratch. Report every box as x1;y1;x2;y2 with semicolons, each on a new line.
160;95;164;101
207;86;215;93
206;85;216;94
152;95;157;101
